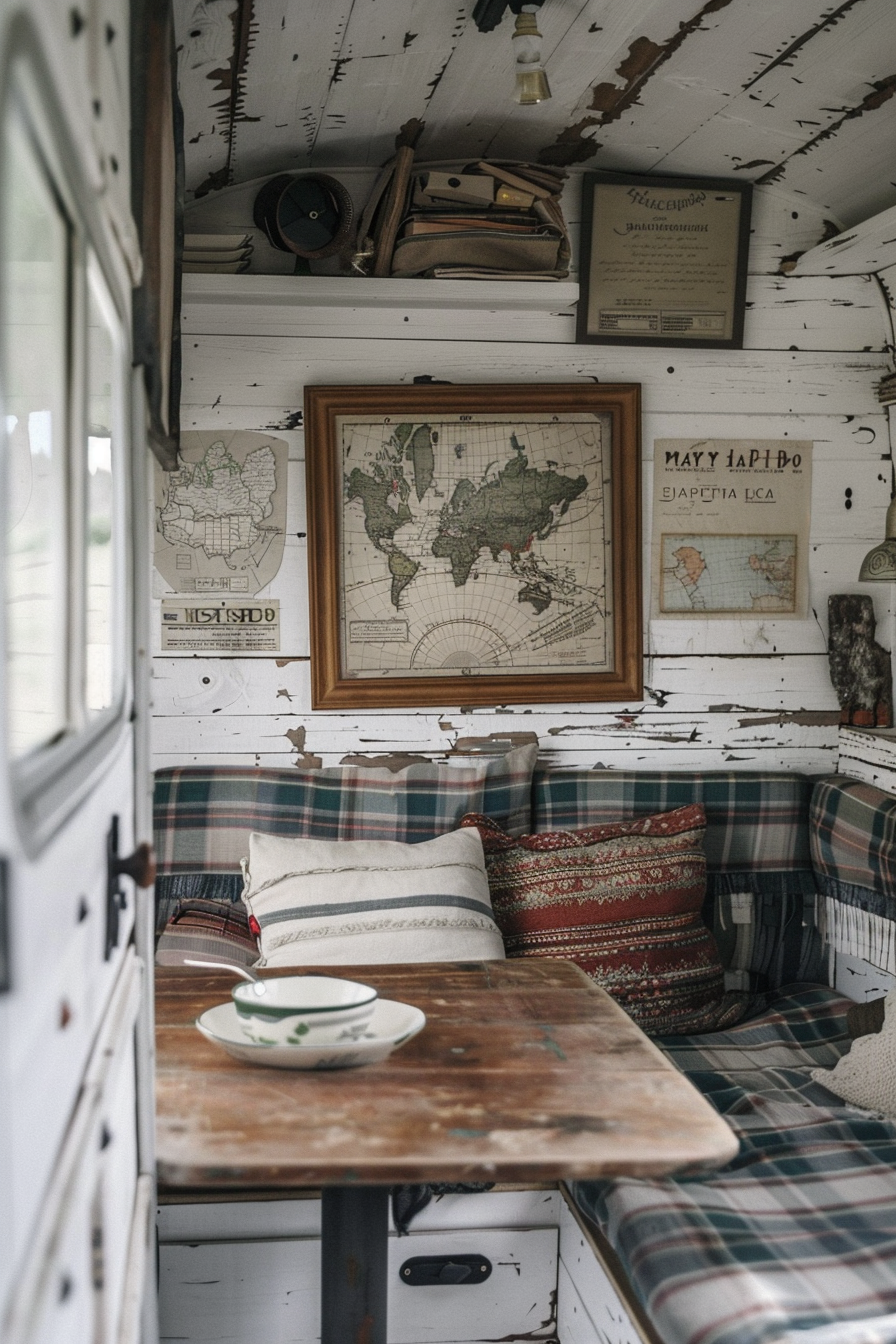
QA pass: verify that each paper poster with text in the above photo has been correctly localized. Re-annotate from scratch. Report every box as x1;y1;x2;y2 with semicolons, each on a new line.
161;598;280;651
652;440;812;619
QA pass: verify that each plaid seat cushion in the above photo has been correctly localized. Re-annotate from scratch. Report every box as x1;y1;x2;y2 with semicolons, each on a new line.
153;747;537;922
574;987;896;1344
811;776;896;976
532;769;823;992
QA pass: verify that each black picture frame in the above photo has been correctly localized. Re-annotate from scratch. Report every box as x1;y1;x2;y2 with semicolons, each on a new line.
577;171;752;349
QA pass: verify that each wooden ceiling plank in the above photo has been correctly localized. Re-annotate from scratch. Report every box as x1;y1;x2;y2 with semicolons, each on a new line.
573;0;844;175
226;0;355;186
174;0;240;198
792;202;896;274
643;1;896;186
770;109;896;232
310;0;471;168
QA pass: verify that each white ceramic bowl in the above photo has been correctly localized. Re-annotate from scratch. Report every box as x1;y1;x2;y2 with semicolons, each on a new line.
197;998;426;1069
232;975;377;1046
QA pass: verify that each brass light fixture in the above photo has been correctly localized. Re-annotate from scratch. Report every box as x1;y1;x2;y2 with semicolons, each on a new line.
472;0;551;104
512;6;551;105
859;461;896;581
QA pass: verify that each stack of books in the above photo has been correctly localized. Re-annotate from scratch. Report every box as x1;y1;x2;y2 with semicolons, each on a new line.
387;161;569;280
876;371;896;406
183;232;253;274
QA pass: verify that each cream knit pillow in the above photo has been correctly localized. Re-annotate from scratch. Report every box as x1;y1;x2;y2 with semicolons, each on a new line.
811;989;896;1116
242;826;506;968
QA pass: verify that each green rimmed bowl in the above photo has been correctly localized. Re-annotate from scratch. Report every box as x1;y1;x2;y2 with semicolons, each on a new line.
232;975;377;1046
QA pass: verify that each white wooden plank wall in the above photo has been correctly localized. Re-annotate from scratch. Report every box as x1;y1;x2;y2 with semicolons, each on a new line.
153;185;893;774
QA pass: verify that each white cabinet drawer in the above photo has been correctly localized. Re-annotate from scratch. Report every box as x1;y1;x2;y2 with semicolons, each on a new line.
25;1140;97;1344
4;953;142;1344
159;1224;558;1344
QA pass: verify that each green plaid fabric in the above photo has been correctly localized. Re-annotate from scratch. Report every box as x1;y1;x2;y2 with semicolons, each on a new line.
811;775;896;898
574;987;896;1344
533;769;814;871
154;746;537;877
532;769;823;991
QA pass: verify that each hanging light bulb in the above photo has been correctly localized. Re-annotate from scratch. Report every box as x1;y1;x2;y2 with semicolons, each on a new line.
512;5;551;104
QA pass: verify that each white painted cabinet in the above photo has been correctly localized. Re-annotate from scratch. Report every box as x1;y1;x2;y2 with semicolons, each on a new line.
158;1193;563;1344
0;2;152;1342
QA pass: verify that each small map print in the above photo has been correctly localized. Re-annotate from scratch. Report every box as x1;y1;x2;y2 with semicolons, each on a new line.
340;414;612;679
154;431;288;595
660;533;797;614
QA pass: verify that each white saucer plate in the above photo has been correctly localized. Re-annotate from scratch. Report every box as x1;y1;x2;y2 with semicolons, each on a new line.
196;997;426;1069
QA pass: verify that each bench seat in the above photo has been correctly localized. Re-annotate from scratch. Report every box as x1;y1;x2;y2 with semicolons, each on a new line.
573;985;896;1344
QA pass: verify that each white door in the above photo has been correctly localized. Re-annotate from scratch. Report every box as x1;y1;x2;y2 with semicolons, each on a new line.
0;8;154;1344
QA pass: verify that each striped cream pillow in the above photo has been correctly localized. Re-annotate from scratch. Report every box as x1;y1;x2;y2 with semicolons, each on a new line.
241;826;505;967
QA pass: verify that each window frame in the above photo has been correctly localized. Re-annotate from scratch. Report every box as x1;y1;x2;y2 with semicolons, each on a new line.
0;30;133;854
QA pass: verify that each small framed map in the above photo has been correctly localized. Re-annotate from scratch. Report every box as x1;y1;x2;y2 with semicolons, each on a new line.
304;383;641;709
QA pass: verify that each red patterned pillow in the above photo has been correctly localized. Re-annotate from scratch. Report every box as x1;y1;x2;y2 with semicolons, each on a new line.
461;806;746;1036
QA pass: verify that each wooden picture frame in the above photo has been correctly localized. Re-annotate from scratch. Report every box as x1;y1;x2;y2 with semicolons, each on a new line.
577;171;752;349
305;383;641;709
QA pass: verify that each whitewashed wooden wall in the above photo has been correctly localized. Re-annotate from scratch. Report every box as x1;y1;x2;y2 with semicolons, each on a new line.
151;181;894;774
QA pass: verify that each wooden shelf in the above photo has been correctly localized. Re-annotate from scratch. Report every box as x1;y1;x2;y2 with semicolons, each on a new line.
181;273;580;343
182;272;578;310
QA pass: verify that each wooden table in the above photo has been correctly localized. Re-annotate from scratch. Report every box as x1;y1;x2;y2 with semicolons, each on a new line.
156;960;738;1343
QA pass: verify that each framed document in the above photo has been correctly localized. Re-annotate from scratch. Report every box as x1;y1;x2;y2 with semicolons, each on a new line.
577;172;752;349
304;383;642;709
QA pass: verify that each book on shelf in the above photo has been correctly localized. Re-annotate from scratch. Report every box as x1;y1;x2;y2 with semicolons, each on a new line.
183;231;253;274
402;216;547;237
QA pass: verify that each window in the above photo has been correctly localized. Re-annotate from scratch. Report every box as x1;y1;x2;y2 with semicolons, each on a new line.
85;258;121;720
3;103;71;758
0;66;128;838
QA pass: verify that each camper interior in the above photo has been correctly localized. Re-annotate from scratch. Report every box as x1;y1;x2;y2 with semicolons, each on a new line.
2;1;896;1342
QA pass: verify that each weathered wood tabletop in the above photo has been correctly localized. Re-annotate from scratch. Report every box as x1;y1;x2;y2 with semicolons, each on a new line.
155;959;739;1190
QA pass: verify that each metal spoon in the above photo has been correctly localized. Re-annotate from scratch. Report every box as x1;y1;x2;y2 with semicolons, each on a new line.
183;959;268;996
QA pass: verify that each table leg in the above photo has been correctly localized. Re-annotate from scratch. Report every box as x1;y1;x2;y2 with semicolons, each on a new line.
321;1186;389;1344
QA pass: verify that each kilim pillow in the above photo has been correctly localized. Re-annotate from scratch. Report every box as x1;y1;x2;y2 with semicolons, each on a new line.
242;826;506;967
462;806;747;1036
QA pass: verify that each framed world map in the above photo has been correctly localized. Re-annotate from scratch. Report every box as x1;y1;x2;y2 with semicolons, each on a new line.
304;384;641;708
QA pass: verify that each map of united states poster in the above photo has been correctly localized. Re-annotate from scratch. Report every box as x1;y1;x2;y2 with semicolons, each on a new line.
338;413;614;679
154;430;288;596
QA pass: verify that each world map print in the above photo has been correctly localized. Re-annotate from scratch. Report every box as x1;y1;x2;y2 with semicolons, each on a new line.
660;533;797;614
154;431;288;595
339;413;613;678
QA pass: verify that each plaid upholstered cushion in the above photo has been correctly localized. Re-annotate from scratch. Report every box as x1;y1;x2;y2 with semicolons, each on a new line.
811;775;896;896
154;746;537;876
532;769;823;992
573;987;896;1344
811;775;896;976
